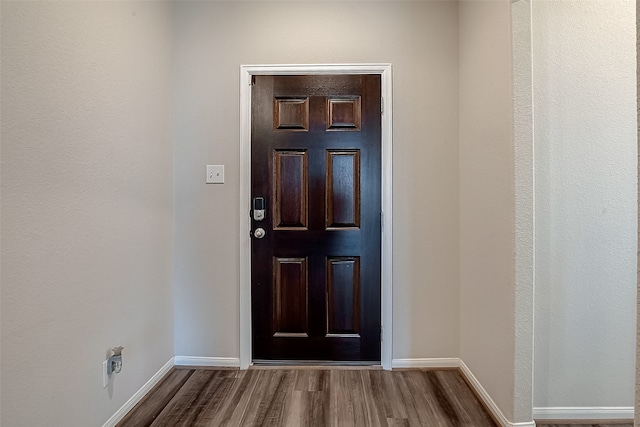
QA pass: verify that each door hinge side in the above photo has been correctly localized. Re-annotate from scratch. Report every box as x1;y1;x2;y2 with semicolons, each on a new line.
380;325;383;342
250;75;256;86
381;211;384;233
381;97;384;114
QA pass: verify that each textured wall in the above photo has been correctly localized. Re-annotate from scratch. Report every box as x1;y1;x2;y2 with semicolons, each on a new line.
512;0;535;422
459;0;517;422
533;0;637;410
172;1;461;361
0;2;174;425
637;0;640;423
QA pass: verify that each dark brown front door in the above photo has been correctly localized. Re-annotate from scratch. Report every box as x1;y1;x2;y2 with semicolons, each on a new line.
251;75;381;362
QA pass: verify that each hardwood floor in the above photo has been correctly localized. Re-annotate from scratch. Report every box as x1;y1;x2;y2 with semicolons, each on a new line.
117;367;498;426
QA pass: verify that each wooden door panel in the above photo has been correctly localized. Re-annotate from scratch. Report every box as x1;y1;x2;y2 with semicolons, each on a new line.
327;257;360;336
272;257;308;336
251;75;381;362
273;151;308;229
274;97;309;131
327;97;361;131
326;150;360;229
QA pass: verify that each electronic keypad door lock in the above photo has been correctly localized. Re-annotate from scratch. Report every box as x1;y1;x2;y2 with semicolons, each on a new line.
253;197;265;221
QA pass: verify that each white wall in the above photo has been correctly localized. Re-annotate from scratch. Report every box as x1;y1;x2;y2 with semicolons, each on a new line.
459;0;520;423
512;0;535;422
0;2;174;426
172;1;461;361
637;0;640;414
533;0;637;413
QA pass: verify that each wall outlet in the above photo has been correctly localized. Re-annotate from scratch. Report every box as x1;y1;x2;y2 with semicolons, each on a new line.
102;360;108;388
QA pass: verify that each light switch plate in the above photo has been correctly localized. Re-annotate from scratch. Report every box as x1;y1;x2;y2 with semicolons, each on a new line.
206;165;224;184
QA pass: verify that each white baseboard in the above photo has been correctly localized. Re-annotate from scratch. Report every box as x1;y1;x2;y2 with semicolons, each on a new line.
174;356;240;368
459;360;535;427
533;406;634;420
102;357;174;427
391;357;460;369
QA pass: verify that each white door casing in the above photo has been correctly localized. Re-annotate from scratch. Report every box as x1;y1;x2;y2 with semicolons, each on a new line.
239;64;393;369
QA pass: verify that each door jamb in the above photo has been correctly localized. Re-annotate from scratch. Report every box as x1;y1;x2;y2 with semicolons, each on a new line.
239;64;393;370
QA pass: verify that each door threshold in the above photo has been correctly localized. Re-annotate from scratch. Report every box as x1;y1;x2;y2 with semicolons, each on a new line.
251;360;382;370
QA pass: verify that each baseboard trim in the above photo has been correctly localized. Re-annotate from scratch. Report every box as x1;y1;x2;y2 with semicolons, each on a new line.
533;406;634;420
173;356;240;368
459;360;535;427
102;357;174;427
391;358;460;369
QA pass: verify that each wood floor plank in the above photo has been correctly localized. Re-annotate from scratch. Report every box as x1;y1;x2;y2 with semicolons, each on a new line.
262;369;295;426
386;419;410;426
399;370;449;427
308;369;327;392
281;389;303;426
209;369;260;426
435;370;496;427
304;370;331;427
360;370;386;427
116;368;194;427
148;370;220;427
381;370;411;420
343;370;368;426
304;389;330;427
293;369;310;392
425;371;461;425
393;372;421;421
327;369;344;426
236;370;274;426
190;370;244;426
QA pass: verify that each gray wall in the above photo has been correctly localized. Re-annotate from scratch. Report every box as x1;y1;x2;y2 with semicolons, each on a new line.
459;0;520;422
1;2;175;426
172;0;461;361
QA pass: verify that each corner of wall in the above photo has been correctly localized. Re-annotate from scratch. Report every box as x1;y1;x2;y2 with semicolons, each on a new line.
458;0;528;423
511;0;535;423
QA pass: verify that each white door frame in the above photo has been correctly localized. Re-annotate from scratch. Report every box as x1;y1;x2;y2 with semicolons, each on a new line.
239;64;393;370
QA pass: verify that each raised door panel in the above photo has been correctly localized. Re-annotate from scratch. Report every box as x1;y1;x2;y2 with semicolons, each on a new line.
273;257;308;337
326;257;360;336
326;97;361;131
273;151;308;230
326;151;360;229
274;98;309;131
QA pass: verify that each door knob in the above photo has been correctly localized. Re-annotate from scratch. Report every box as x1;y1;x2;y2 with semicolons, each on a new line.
253;228;266;239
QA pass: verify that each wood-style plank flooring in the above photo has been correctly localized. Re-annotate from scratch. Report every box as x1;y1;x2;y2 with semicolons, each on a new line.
117;367;499;427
